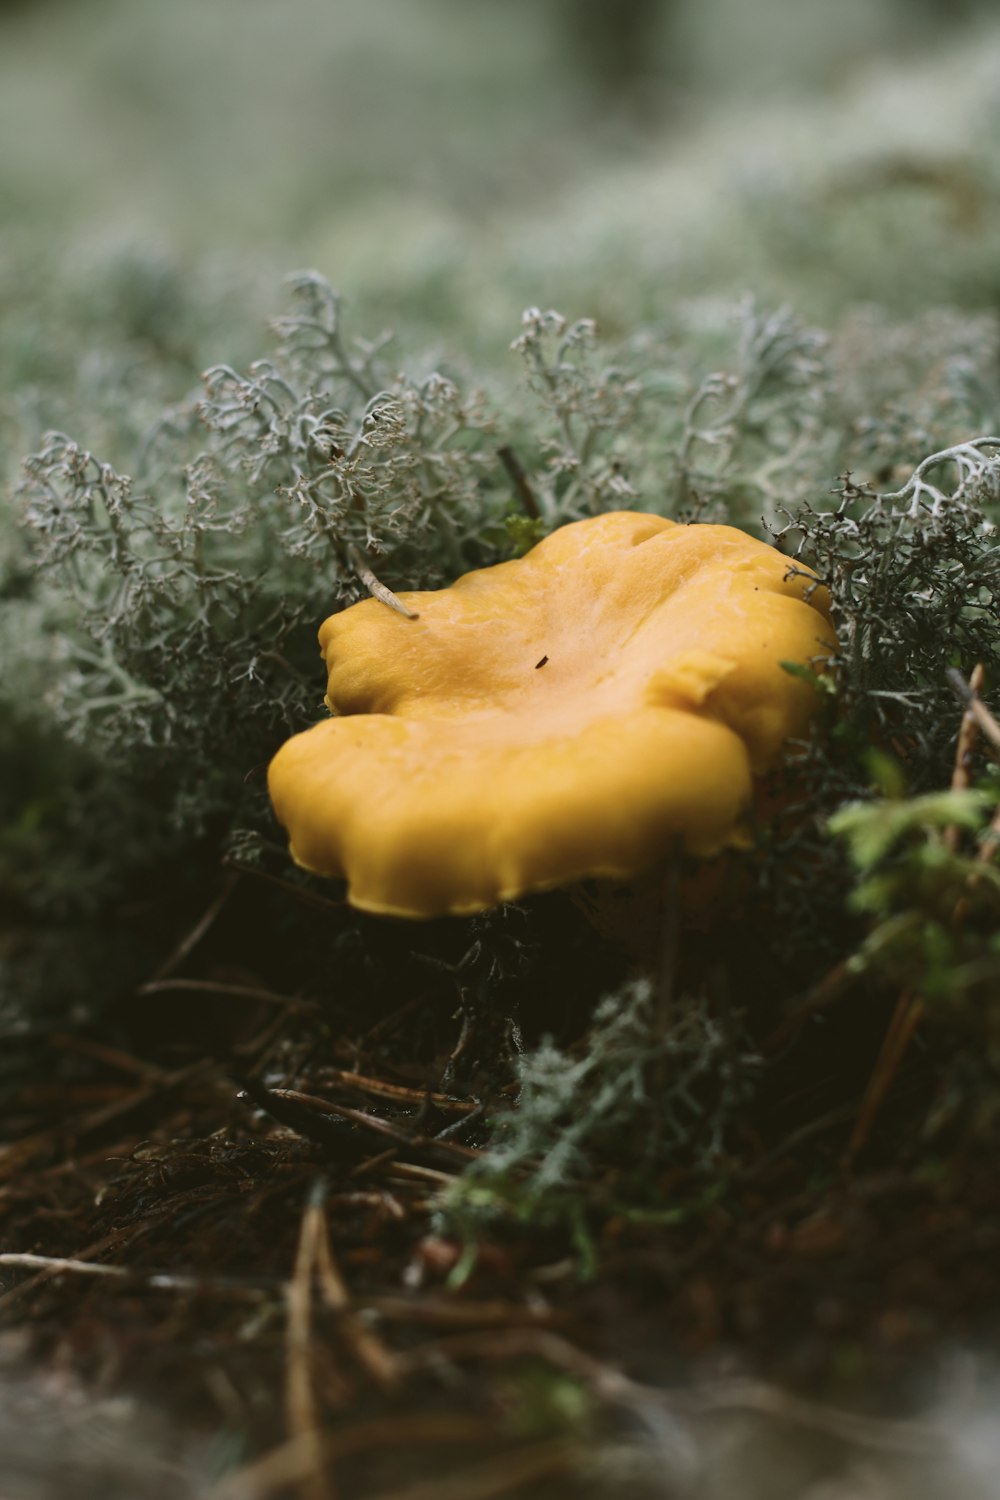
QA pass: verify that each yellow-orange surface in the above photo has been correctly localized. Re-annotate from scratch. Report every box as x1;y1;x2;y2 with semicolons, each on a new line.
268;512;835;917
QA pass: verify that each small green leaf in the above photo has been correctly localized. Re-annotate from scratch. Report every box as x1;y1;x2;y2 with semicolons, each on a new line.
779;659;836;695
865;749;907;800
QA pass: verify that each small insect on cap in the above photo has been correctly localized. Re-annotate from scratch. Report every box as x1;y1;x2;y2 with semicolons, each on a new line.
267;511;835;918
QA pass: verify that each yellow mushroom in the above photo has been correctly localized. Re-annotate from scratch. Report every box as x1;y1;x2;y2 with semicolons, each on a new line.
268;511;835;918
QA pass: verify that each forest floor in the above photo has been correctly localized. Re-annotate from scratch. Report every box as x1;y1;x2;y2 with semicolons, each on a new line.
4;878;999;1500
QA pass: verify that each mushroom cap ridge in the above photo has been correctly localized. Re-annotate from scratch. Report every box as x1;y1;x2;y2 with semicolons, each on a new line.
267;511;835;918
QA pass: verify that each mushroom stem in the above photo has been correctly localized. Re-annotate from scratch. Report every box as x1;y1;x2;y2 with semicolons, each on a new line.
347;544;419;620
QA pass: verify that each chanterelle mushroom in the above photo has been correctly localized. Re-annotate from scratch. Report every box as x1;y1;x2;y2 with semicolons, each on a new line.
268;511;834;918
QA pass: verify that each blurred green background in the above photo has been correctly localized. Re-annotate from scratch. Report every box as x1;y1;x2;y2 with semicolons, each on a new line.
2;0;999;372
2;0;999;760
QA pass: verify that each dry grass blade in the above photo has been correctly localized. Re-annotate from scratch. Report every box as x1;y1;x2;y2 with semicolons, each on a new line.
223;857;348;912
946;666;1000;754
49;1033;168;1079
945;663;985;851
139;978;320;1012
0;1252;271;1299
761;957;855;1056
310;1194;399;1393
267;1089;481;1163
975;803;1000;868
316;1068;478;1117
382;1162;456;1187
844;989;926;1168
367;1295;565;1330
148;869;241;982
285;1184;342;1500
348;542;419;619
497;443;541;520
0;1210;178;1314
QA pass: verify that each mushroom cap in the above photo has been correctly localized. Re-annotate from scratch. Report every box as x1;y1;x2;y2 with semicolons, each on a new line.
268;511;834;918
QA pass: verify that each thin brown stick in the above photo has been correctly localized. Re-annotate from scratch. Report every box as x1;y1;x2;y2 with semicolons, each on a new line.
233;1007;305;1063
976;803;1000;867
324;1190;406;1220
77;1059;214;1132
497;444;541;521
365;1295;566;1329
946;666;1000;753
348;543;419;620
760;958;855;1055
844;990;926;1168
267;1090;481;1163
315;1068;477;1117
360;996;427;1043
0;1210;176;1313
138;978;320;1012
48;1033;167;1081
945;663;986;852
0;1253;270;1299
438;1010;473;1091
148;869;241;982
743;1102;861;1177
962;692;1000;751
0;1253;152;1280
347;1146;399;1180
285;1187;339;1500
222;858;347;913
307;1201;399;1393
382;1162;456;1187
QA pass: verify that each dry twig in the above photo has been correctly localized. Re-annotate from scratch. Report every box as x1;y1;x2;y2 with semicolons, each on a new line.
497;444;541;521
945;663;986;851
286;1184;340;1500
761;957;855;1056
844;989;926;1168
148;869;241;982
348;543;419;619
266;1089;481;1164
314;1068;477;1117
946;666;1000;753
139;978;320;1012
